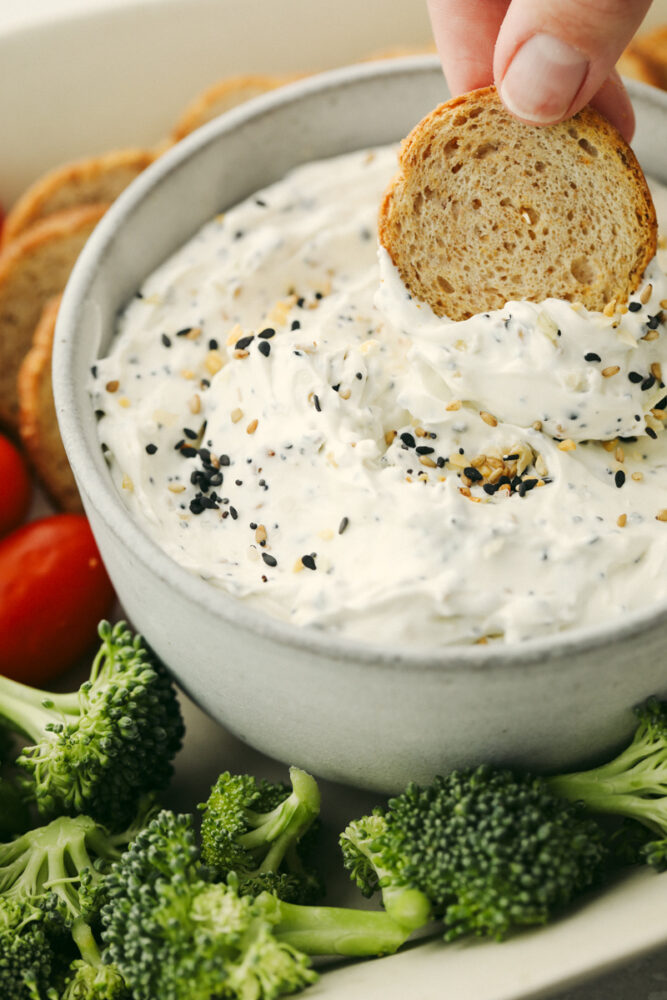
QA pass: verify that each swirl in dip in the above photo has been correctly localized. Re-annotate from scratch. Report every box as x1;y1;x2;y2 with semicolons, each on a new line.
91;147;667;645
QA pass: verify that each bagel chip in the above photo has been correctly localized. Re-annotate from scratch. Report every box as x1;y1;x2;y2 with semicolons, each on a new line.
379;87;657;320
0;203;108;430
18;294;83;513
2;149;153;247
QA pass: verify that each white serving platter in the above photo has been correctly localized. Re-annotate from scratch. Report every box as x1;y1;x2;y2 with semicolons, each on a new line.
2;2;667;997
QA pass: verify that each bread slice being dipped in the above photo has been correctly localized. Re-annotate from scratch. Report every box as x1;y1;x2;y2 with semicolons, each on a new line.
378;86;657;321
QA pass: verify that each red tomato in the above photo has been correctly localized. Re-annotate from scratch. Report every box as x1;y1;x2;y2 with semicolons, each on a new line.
0;514;115;685
0;434;32;537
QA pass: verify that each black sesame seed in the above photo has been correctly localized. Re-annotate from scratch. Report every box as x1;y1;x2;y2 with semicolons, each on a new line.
208;472;223;486
220;454;231;466
255;198;267;207
584;352;601;362
628;301;642;312
331;384;340;392
145;443;158;455
90;365;98;377
183;427;198;440
628;371;643;384
176;327;192;337
180;446;198;458
301;554;316;570
483;483;499;495
235;335;254;350
291;320;301;330
647;314;661;329
296;297;305;308
647;427;658;439
258;340;271;357
230;506;238;520
208;338;218;350
436;456;446;468
313;395;321;412
338;516;349;535
135;291;144;299
518;478;538;497
464;467;483;482
641;375;656;391
355;372;363;380
655;396;667;411
161;333;171;348
315;291;323;300
416;445;435;455
503;453;520;461
189;498;204;514
258;328;275;339
262;553;277;567
400;432;416;448
249;522;257;529
615;470;626;488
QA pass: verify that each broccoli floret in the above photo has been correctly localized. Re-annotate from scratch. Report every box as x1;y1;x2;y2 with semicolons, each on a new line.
61;919;129;1000
341;765;608;941
0;898;59;1000
548;697;667;870
0;808;154;999
102;810;414;1000
199;767;323;903
0;620;184;825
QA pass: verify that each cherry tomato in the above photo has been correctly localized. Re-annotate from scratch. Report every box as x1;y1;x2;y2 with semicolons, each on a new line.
0;434;32;537
0;514;115;685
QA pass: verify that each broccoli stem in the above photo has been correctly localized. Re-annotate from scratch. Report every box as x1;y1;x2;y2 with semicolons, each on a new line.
548;726;667;838
269;897;412;957
0;626;119;740
71;916;104;969
0;677;80;743
243;767;321;874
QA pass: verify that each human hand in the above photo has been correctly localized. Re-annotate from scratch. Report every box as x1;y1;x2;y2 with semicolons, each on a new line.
427;0;653;140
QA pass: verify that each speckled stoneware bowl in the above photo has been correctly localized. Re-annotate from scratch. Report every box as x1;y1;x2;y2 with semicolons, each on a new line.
54;59;667;792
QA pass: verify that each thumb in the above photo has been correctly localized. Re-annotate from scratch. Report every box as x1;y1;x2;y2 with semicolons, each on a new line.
493;0;651;135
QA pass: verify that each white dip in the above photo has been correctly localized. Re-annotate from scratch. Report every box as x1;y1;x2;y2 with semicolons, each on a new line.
91;147;667;646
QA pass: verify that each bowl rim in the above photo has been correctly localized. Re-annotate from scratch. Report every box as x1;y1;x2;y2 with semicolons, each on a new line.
54;56;667;673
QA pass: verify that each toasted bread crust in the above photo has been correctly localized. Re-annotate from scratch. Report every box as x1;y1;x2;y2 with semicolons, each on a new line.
0;203;108;430
18;294;83;512
171;73;302;143
1;149;153;247
379;87;657;320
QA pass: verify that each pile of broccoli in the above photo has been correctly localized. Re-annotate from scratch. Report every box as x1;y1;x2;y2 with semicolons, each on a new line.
1;619;666;999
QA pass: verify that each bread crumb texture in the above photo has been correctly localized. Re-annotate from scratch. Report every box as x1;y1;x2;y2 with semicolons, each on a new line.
379;86;657;321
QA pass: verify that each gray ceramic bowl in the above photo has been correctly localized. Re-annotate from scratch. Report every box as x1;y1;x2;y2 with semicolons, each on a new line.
54;58;667;791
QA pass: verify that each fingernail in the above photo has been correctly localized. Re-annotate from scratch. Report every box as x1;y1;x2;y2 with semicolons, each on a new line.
500;34;588;123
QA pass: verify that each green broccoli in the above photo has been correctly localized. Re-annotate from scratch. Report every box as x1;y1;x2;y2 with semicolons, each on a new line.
0;897;59;1000
0;620;184;825
0;808;154;999
199;766;323;903
102;810;415;1000
341;765;607;941
548;697;667;870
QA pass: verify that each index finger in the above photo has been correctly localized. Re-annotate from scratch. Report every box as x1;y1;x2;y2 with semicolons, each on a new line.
427;0;510;95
